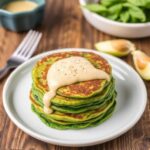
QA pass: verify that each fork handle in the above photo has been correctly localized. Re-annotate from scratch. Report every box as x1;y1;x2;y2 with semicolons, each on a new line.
0;64;10;80
0;63;16;80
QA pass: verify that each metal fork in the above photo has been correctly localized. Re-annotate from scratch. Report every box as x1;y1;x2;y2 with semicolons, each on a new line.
0;30;42;79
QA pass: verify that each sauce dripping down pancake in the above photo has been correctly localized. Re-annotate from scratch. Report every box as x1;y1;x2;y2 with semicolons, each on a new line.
43;56;110;114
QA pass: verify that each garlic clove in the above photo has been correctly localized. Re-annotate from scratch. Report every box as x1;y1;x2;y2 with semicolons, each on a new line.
132;50;150;80
95;39;135;57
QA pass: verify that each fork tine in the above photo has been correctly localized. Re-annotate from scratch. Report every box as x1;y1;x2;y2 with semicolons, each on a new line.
24;32;42;58
13;30;33;56
17;31;37;56
22;32;41;57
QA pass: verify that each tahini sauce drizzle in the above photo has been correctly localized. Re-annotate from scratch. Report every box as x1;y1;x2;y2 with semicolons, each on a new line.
3;1;37;13
43;56;110;114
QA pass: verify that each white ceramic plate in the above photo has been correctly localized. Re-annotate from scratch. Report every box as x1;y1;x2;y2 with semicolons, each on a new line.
3;48;147;147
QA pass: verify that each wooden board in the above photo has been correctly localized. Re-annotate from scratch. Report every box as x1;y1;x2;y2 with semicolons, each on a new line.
0;0;150;149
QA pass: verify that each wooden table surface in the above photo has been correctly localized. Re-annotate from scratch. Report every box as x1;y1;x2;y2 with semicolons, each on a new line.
0;0;150;149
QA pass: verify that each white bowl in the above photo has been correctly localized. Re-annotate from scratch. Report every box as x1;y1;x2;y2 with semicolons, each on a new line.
79;0;150;38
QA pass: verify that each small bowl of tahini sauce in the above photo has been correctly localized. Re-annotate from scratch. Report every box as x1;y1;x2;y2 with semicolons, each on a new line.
0;0;45;32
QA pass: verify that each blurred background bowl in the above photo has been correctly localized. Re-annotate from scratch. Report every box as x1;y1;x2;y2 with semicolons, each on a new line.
79;0;150;38
0;0;45;32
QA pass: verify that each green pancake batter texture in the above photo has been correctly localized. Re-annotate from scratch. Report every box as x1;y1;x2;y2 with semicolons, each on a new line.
30;51;117;130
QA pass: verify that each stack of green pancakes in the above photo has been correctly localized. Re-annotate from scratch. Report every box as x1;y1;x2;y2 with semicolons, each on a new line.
30;51;117;130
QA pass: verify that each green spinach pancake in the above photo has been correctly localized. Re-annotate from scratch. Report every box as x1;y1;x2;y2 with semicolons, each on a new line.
30;51;117;130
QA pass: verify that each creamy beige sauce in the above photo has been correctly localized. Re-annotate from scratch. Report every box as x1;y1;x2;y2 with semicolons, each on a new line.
3;1;38;13
43;56;110;114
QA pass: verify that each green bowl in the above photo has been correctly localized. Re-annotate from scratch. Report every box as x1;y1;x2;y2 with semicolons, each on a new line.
0;0;45;32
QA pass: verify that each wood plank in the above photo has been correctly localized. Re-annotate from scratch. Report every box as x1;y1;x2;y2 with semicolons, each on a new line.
0;0;150;149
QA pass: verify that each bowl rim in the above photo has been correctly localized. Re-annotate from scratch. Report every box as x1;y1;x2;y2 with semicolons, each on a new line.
79;0;150;27
0;0;45;16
